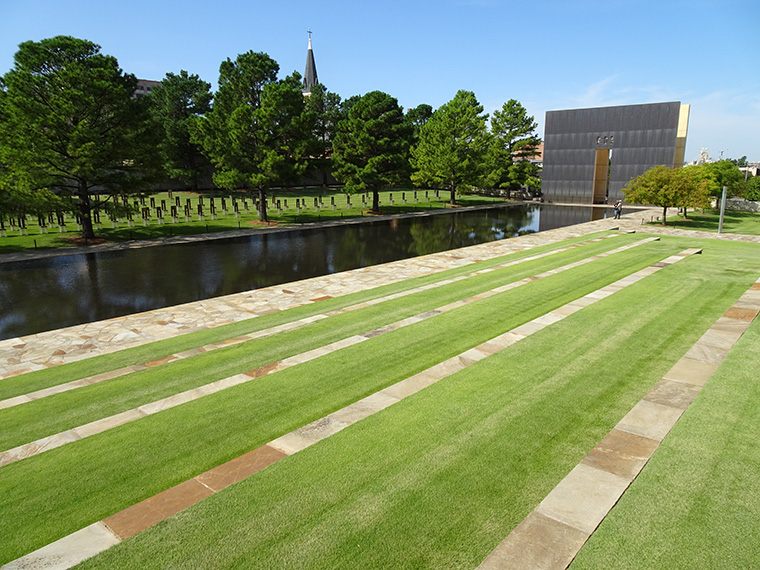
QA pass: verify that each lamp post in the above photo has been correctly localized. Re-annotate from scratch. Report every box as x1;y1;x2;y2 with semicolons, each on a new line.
718;186;727;234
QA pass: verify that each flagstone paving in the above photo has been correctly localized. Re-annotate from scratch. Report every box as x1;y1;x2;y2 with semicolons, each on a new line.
0;245;703;569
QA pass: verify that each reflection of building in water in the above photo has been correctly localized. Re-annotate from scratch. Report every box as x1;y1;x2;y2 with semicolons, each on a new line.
542;102;690;204
537;205;610;231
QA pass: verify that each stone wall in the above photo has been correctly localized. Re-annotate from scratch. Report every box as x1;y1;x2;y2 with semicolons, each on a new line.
726;198;760;212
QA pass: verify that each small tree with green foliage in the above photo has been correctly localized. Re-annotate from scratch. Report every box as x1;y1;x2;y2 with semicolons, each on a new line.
410;90;489;204
149;70;213;189
0;36;159;239
742;175;760;201
623;165;710;224
332;91;411;212
700;160;743;202
192;52;312;221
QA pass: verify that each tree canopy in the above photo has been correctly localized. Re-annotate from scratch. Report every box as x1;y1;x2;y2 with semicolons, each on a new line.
622;165;710;224
405;103;434;140
481;99;541;197
700;160;743;198
149;70;212;189
332;91;411;212
192;51;312;221
0;36;159;238
304;83;342;187
410;90;489;204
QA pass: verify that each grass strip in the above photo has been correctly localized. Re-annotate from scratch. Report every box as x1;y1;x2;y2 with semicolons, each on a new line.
0;238;661;452
73;240;760;569
0;240;683;563
570;316;760;569
0;230;618;400
664;209;760;235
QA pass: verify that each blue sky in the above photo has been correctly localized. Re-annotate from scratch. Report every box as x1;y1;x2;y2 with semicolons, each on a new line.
2;0;758;161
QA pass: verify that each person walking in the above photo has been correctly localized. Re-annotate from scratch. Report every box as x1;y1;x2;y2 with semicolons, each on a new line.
613;200;622;219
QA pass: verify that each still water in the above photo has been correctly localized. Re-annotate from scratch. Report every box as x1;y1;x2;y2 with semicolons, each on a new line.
0;204;611;339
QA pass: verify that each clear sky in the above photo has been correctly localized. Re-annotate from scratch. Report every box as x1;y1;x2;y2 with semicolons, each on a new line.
2;0;758;162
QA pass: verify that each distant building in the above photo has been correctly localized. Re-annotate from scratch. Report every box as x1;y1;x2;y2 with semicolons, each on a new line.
541;102;690;204
134;79;160;98
303;30;318;95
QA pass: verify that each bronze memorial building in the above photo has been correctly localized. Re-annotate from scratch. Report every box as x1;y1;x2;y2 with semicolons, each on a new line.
541;101;690;204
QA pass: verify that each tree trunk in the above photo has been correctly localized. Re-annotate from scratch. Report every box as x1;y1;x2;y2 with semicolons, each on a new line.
449;184;456;205
77;180;96;239
662;206;667;225
258;188;268;222
372;189;380;212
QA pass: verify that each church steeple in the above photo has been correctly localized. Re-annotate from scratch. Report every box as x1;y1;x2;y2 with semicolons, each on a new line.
303;29;318;95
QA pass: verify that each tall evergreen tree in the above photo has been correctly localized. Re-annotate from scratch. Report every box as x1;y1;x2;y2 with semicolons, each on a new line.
192;52;311;221
410;90;489;204
0;36;159;238
304;83;342;187
332;91;412;212
483;99;541;198
149;70;212;189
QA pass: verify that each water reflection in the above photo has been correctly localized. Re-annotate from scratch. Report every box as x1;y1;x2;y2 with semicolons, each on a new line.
0;204;605;339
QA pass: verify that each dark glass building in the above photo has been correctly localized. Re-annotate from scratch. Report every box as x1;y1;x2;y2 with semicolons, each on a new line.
541;102;690;204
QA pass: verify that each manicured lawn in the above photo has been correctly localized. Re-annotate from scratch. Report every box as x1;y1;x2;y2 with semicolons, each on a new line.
570;315;760;569
1;234;758;568
0;237;671;563
75;237;760;569
0;234;649;449
0;189;506;254
662;208;760;235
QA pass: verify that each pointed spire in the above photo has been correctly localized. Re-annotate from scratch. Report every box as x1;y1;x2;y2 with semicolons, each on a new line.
303;29;318;95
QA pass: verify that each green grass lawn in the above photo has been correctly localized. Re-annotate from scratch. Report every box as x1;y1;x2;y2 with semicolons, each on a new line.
1;234;759;568
570;313;760;569
0;234;649;450
0;238;675;563
0;189;507;254
660;208;760;235
73;237;760;569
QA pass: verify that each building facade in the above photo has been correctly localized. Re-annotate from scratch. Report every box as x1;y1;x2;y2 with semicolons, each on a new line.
541;102;690;204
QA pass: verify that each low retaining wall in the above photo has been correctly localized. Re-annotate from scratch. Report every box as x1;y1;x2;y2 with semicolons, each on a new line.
726;198;760;212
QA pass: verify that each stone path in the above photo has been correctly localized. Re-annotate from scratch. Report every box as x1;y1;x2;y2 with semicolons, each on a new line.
1;244;702;569
0;235;653;467
476;278;760;570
